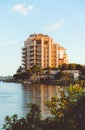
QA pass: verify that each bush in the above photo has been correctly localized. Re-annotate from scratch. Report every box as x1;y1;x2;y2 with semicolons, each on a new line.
3;85;85;130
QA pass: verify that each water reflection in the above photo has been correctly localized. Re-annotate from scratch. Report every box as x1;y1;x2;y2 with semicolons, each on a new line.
22;84;60;117
0;82;60;129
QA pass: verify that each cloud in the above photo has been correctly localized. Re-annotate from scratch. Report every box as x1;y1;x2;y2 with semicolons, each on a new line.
45;20;65;32
13;4;34;15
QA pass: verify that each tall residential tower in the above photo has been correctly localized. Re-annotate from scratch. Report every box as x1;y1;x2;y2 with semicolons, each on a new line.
22;33;68;70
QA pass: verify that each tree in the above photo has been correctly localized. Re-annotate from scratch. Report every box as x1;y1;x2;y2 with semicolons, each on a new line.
45;70;51;75
17;66;23;73
55;71;72;81
55;71;64;80
68;63;76;70
31;65;42;74
79;66;85;80
3;85;85;130
3;103;42;130
46;84;85;130
76;64;82;70
13;72;31;80
26;103;42;130
61;63;68;70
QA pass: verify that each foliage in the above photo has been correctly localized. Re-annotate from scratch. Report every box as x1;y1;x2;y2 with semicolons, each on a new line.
45;70;51;75
68;63;76;70
55;71;73;80
14;64;85;81
26;103;42;129
31;65;42;74
79;66;85;80
13;65;43;80
76;64;82;70
60;63;83;71
16;66;23;73
13;72;31;80
46;84;85;130
3;85;85;130
3;103;42;130
46;85;84;116
61;63;68;70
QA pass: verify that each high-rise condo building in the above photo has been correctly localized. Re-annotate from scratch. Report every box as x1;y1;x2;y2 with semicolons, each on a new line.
22;33;68;70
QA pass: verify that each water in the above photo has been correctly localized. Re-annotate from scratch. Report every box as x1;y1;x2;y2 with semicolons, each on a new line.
0;82;60;129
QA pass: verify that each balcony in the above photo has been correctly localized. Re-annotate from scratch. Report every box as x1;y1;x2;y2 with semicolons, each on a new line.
30;46;34;50
36;57;41;59
30;61;34;63
22;59;27;62
22;62;27;66
30;53;34;57
36;60;41;63
36;52;41;55
22;47;26;50
22;51;27;55
30;56;34;59
36;50;41;53
22;55;27;58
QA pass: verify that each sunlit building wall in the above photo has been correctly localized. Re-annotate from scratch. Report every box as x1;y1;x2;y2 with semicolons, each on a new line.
22;33;68;70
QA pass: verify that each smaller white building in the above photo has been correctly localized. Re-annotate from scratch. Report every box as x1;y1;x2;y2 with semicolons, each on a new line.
63;70;80;80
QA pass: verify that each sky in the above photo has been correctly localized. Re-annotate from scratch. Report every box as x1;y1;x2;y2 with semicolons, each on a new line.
0;0;85;76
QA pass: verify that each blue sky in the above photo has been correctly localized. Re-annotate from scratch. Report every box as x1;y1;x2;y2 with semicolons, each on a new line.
0;0;85;76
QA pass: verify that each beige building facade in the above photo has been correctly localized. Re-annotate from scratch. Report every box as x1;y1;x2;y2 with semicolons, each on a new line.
22;33;68;70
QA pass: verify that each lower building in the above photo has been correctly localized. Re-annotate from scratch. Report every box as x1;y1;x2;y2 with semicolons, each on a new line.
22;33;68;70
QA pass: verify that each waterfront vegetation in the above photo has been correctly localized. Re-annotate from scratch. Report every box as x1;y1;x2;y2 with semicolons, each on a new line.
14;63;85;80
2;63;85;129
3;84;85;130
12;63;85;87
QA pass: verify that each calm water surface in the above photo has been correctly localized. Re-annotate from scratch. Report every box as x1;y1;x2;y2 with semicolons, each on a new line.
0;82;60;129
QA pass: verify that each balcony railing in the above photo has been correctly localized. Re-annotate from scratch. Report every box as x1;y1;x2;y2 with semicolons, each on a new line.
22;55;27;58
22;59;27;62
22;51;27;55
22;47;26;50
22;62;27;66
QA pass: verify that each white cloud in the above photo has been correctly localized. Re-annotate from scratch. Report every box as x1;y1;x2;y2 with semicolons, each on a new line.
45;20;65;32
13;4;34;15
